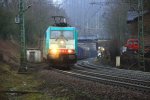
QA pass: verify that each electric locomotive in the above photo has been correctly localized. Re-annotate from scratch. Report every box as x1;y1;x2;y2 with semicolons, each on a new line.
43;16;78;68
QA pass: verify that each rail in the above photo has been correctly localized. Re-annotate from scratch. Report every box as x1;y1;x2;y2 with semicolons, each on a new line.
53;62;150;93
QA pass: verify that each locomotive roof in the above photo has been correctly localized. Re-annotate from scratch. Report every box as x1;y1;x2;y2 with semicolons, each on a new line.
47;26;76;31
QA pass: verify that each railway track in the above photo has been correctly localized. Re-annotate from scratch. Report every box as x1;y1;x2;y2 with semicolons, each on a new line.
26;62;150;93
72;69;150;87
76;61;150;81
53;62;150;93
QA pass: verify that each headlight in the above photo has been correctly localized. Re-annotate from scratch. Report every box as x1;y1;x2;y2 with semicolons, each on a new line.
51;49;58;54
101;47;105;51
60;40;64;44
68;49;73;53
99;47;105;51
48;49;59;59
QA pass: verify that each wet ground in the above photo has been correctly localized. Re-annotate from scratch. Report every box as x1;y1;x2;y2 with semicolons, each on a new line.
0;61;150;100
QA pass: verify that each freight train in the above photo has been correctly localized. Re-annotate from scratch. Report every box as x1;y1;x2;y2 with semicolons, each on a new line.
77;45;97;60
43;16;78;68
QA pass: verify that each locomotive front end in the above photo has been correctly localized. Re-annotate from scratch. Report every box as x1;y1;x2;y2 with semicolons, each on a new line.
46;27;77;66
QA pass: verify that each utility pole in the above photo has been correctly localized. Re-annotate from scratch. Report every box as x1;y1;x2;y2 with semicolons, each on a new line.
18;0;27;73
138;0;145;71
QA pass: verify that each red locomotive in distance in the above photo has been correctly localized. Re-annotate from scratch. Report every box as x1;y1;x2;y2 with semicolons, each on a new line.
124;38;150;54
125;38;139;52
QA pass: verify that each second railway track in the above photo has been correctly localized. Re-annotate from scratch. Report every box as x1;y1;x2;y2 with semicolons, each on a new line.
75;62;150;81
30;62;150;93
52;62;150;93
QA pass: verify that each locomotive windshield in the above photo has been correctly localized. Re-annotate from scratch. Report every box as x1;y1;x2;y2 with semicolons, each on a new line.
51;31;74;39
